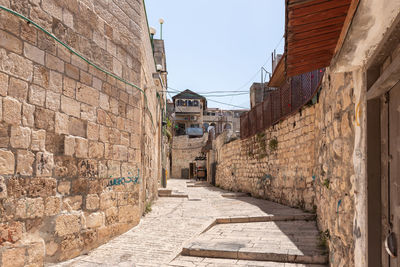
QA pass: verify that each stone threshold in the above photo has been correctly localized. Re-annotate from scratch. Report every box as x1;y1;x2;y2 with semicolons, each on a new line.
181;247;328;264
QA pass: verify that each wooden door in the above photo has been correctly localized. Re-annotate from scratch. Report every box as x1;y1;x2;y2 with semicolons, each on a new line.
388;82;400;266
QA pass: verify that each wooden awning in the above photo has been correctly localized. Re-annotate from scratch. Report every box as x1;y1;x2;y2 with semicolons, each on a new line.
268;55;285;87
285;0;358;77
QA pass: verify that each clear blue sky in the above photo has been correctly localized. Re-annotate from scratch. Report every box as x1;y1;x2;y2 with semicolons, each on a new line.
145;0;285;109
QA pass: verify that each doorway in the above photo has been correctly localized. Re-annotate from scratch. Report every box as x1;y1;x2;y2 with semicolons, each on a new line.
367;14;400;266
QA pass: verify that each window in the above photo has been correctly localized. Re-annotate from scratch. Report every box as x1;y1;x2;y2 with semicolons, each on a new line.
193;100;199;106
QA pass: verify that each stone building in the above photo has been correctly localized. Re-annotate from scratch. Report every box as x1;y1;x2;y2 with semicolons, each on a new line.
171;89;206;137
207;0;400;266
203;108;245;136
0;0;166;265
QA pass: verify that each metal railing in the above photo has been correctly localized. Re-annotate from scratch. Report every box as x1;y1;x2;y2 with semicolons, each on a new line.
240;69;325;139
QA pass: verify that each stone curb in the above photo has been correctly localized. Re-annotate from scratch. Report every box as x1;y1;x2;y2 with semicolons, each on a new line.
181;247;328;264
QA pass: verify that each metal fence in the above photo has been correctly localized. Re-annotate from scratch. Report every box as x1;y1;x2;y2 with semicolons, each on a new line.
240;69;325;139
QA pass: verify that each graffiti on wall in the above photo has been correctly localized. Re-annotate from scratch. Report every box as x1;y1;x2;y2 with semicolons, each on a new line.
107;169;140;187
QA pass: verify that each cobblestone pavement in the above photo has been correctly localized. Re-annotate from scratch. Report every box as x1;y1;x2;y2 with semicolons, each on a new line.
50;179;325;267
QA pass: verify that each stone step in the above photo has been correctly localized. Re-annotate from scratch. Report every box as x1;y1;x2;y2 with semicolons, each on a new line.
181;220;328;265
215;214;316;224
221;192;250;198
181;247;328;265
158;189;188;198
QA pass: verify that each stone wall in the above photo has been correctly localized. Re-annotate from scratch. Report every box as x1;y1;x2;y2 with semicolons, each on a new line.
0;0;162;265
214;105;316;210
313;70;356;266
213;72;356;266
171;134;207;179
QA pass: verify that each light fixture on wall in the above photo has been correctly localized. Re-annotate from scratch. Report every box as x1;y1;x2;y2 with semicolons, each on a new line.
159;18;164;40
150;27;156;51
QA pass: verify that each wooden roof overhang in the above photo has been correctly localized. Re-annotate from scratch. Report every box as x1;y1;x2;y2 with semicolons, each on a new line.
285;0;359;77
268;55;285;87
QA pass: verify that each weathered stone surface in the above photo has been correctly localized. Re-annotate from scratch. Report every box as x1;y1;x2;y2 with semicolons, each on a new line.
26;242;45;266
86;194;100;211
87;122;99;141
0;48;33;81
49;70;63;93
3;97;21;125
0;72;8;96
118;205;139;223
64;135;75;156
0;176;7;199
76;83;99;106
0;149;14;175
62;195;82;211
0;29;22;54
45;196;61;216
36;151;54;177
46;90;61;111
84;212;105;229
24;41;45;64
16;150;35;176
69;117;86;137
113;145;128;161
57;180;71;195
31;129;46;151
46;53;64;72
8;77;28;101
29;84;46;106
61;95;80;118
22;102;35;127
15;197;44;219
75;137;88;158
55;214;81;236
89;141;104;159
34;107;55;131
6;177;57;198
0;247;25;267
10;126;31;149
55;112;69;135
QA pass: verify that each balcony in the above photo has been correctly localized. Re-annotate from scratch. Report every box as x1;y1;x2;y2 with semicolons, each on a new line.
175;105;202;114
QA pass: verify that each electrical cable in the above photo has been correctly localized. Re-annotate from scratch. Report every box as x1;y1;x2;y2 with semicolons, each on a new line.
167;87;248;109
166;87;249;97
0;4;158;127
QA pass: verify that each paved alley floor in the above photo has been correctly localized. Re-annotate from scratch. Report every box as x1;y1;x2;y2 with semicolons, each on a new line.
51;179;327;267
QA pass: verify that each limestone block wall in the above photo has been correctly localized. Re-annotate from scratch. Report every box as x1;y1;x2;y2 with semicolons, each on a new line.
171;134;207;178
0;0;162;265
215;106;316;210
313;71;356;267
214;71;356;266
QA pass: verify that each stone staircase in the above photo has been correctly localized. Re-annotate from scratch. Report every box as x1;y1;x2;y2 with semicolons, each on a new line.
180;214;328;265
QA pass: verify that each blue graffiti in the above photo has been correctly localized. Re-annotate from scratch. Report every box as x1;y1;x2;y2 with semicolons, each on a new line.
107;169;140;187
337;199;342;214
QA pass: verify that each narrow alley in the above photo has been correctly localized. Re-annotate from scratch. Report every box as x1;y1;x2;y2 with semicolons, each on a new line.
0;0;399;266
52;179;327;267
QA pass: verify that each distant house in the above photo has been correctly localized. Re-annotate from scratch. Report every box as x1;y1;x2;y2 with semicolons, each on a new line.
172;89;207;137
